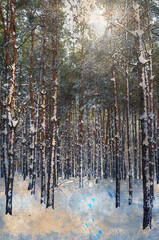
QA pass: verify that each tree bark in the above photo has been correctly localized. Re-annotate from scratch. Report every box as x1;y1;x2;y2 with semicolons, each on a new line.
112;66;120;208
47;0;58;209
126;65;133;205
41;0;47;204
6;0;17;215
28;28;36;195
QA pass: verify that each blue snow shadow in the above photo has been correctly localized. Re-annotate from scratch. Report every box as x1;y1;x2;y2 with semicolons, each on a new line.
108;190;113;199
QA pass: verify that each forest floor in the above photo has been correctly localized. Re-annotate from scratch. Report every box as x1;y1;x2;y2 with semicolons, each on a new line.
0;175;159;240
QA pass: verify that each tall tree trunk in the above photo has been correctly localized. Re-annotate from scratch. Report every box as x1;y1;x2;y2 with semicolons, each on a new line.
126;65;133;205
133;0;152;229
41;0;47;204
79;44;84;188
146;0;155;210
157;89;159;184
87;109;91;180
112;67;120;208
104;106;110;179
22;109;27;180
134;89;138;180
0;0;10;195
28;28;36;195
138;120;142;180
109;107;113;178
6;0;17;215
47;0;58;209
122;110;127;180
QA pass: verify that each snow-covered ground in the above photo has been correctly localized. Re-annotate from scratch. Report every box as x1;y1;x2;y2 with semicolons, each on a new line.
0;175;159;240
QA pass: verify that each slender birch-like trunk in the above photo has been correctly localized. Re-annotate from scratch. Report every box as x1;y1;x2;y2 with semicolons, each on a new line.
109;108;113;178
47;0;58;208
41;0;47;204
138;120;142;180
79;43;84;188
28;28;36;195
126;65;133;205
87;109;91;180
6;0;18;215
22;109;27;180
0;0;10;195
134;89;138;180
112;67;120;208
122;110;127;180
104;106;110;179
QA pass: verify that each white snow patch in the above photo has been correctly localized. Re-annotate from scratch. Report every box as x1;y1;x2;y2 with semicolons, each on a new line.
139;55;148;64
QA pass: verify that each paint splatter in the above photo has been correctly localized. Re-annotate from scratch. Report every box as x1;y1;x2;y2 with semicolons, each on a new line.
88;204;93;208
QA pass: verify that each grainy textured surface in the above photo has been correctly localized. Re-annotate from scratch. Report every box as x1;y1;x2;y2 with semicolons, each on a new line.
0;175;159;239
